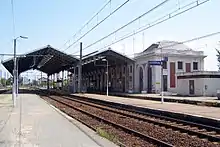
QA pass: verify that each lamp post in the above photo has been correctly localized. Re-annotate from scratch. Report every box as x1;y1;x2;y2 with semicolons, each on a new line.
161;46;164;104
12;36;28;107
102;59;109;96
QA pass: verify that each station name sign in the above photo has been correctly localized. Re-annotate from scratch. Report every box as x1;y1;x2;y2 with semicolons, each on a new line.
148;61;162;65
148;57;168;66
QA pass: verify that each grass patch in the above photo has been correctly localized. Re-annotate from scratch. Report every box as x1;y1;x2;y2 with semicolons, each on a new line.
96;127;118;143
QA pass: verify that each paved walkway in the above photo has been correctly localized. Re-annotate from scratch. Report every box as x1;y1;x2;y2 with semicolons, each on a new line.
0;94;116;147
74;93;220;121
112;93;220;103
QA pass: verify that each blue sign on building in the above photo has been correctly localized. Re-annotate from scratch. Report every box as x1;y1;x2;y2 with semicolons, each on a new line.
163;57;168;62
149;57;168;66
148;61;162;65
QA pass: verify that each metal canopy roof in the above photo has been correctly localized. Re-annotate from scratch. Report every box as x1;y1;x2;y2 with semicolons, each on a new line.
80;49;134;73
2;45;79;75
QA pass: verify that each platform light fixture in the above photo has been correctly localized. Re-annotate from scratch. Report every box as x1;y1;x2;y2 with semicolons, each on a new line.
19;36;28;39
12;35;28;107
102;58;109;96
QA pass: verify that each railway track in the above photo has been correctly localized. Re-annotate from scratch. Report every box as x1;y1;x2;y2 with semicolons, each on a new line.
45;95;173;147
41;94;219;147
61;95;220;143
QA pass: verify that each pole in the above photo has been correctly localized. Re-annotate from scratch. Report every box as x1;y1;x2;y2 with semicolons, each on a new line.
27;72;29;85
12;39;16;106
47;74;49;90
161;47;164;104
52;74;54;88
16;58;18;96
106;60;109;96
62;70;64;88
78;42;82;93
161;64;164;103
41;72;42;87
73;68;76;93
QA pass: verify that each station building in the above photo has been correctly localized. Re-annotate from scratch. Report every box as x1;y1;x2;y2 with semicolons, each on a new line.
68;49;134;93
67;40;207;94
4;41;219;96
133;40;206;94
176;71;220;96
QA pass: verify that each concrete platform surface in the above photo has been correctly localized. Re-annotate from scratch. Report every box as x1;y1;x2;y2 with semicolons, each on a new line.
107;93;220;107
74;93;220;121
0;94;117;147
126;94;220;103
125;93;220;103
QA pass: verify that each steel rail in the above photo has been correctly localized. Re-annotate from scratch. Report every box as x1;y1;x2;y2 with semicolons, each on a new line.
47;95;174;147
59;95;220;142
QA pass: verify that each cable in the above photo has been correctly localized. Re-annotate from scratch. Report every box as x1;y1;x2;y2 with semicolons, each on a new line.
110;31;220;58
83;0;171;51
158;31;220;50
64;0;131;51
80;31;220;64
93;0;210;52
147;31;220;55
11;0;16;37
61;0;112;49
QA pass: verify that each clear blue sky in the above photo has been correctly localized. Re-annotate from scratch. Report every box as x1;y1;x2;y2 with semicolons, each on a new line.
0;0;220;75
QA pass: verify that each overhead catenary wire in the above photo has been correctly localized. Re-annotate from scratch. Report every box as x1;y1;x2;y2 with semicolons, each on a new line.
115;31;220;57
5;32;219;73
82;0;171;51
158;31;220;50
75;31;220;67
90;0;209;53
3;0;212;59
61;0;112;49
64;0;131;52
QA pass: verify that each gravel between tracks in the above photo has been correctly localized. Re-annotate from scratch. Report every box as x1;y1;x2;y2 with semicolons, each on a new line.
42;96;157;147
62;96;220;138
52;96;220;147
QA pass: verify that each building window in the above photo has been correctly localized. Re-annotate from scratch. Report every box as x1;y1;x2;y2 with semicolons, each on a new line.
193;62;198;70
129;76;132;82
130;65;132;73
162;61;167;69
177;61;183;70
123;66;126;74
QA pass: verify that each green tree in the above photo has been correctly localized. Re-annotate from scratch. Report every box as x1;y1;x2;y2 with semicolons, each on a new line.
6;77;12;86
0;78;6;86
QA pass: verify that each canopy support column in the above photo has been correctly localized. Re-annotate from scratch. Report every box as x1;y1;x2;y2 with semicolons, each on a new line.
62;70;64;88
47;74;49;90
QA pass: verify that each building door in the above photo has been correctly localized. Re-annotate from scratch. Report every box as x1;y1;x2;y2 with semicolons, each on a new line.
139;67;143;93
170;62;176;88
189;80;194;95
163;75;168;91
147;66;152;93
186;63;191;72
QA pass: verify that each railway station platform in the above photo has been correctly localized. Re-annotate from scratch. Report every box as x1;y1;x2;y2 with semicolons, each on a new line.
0;88;9;94
73;93;220;122
105;93;220;107
0;94;116;147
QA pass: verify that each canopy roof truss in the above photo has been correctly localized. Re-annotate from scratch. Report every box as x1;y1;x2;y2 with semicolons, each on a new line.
2;45;79;75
